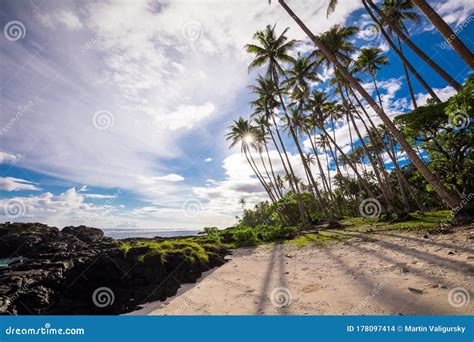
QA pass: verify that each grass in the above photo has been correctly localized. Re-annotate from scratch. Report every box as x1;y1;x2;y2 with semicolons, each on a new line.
116;239;211;263
340;210;452;232
116;210;454;254
287;210;453;248
287;231;347;248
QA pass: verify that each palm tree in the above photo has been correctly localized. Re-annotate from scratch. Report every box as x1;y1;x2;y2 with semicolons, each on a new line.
283;53;319;99
239;197;246;210
246;24;308;223
373;0;461;90
411;0;474;70
226;117;276;202
254;115;283;199
250;76;299;201
354;47;389;110
277;0;462;210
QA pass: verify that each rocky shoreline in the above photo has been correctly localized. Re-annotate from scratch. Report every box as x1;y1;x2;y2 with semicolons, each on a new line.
0;222;229;315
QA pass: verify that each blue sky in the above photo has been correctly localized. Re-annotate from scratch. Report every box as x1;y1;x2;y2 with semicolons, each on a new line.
0;0;473;230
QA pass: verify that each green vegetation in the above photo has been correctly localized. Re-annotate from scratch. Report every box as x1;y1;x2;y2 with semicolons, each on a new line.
226;0;472;235
117;239;212;263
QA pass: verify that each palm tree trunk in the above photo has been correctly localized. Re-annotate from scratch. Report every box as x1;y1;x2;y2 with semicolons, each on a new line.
258;148;280;200
398;37;418;109
270;111;308;222
320;124;375;198
363;1;441;102
278;0;461;210
244;147;276;202
412;0;474;70
347;83;423;212
262;137;283;199
306;129;333;199
367;0;461;90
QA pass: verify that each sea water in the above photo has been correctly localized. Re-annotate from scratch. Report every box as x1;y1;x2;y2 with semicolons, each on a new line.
101;229;201;240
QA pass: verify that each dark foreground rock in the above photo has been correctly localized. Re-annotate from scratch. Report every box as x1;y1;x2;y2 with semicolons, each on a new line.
0;222;229;315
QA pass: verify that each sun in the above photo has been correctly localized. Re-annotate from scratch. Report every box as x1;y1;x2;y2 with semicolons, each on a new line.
243;134;254;145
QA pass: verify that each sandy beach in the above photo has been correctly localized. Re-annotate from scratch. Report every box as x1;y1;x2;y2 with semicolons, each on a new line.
129;226;474;316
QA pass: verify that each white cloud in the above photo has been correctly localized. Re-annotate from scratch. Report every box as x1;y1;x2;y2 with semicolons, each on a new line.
204;157;212;162
152;174;185;182
0;151;18;164
0;177;41;191
36;9;84;30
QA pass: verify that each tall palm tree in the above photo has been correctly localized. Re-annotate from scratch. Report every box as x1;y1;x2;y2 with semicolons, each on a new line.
246;24;309;222
411;0;474;70
250;76;300;201
361;0;440;104
283;54;319;98
254;115;283;199
374;0;461;90
354;47;389;110
277;0;462;210
226;117;276;202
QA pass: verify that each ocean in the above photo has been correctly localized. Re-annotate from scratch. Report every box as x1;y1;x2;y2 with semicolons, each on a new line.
101;229;202;240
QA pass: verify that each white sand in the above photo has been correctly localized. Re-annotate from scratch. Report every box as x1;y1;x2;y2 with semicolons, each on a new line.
131;226;474;315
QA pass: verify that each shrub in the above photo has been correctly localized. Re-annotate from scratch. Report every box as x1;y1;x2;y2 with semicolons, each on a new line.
203;226;221;243
231;227;259;247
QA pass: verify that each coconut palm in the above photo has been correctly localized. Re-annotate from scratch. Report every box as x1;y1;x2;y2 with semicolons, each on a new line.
374;0;461;90
411;0;474;69
354;47;389;110
250;76;299;200
277;0;462;210
226;117;276;202
246;24;308;222
238;197;246;210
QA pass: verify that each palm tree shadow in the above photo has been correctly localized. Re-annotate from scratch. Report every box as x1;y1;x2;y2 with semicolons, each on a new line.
333;230;473;274
254;243;291;315
325;248;447;314
255;244;278;314
372;231;474;254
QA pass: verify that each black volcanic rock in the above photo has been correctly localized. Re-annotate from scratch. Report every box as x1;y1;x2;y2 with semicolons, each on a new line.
62;225;105;243
0;222;229;315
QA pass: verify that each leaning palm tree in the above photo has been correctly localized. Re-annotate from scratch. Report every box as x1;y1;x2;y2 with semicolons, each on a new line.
411;0;474;69
226;117;276;202
380;0;420;107
354;47;389;110
246;24;308;222
375;0;460;90
277;0;462;210
249;76;299;200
